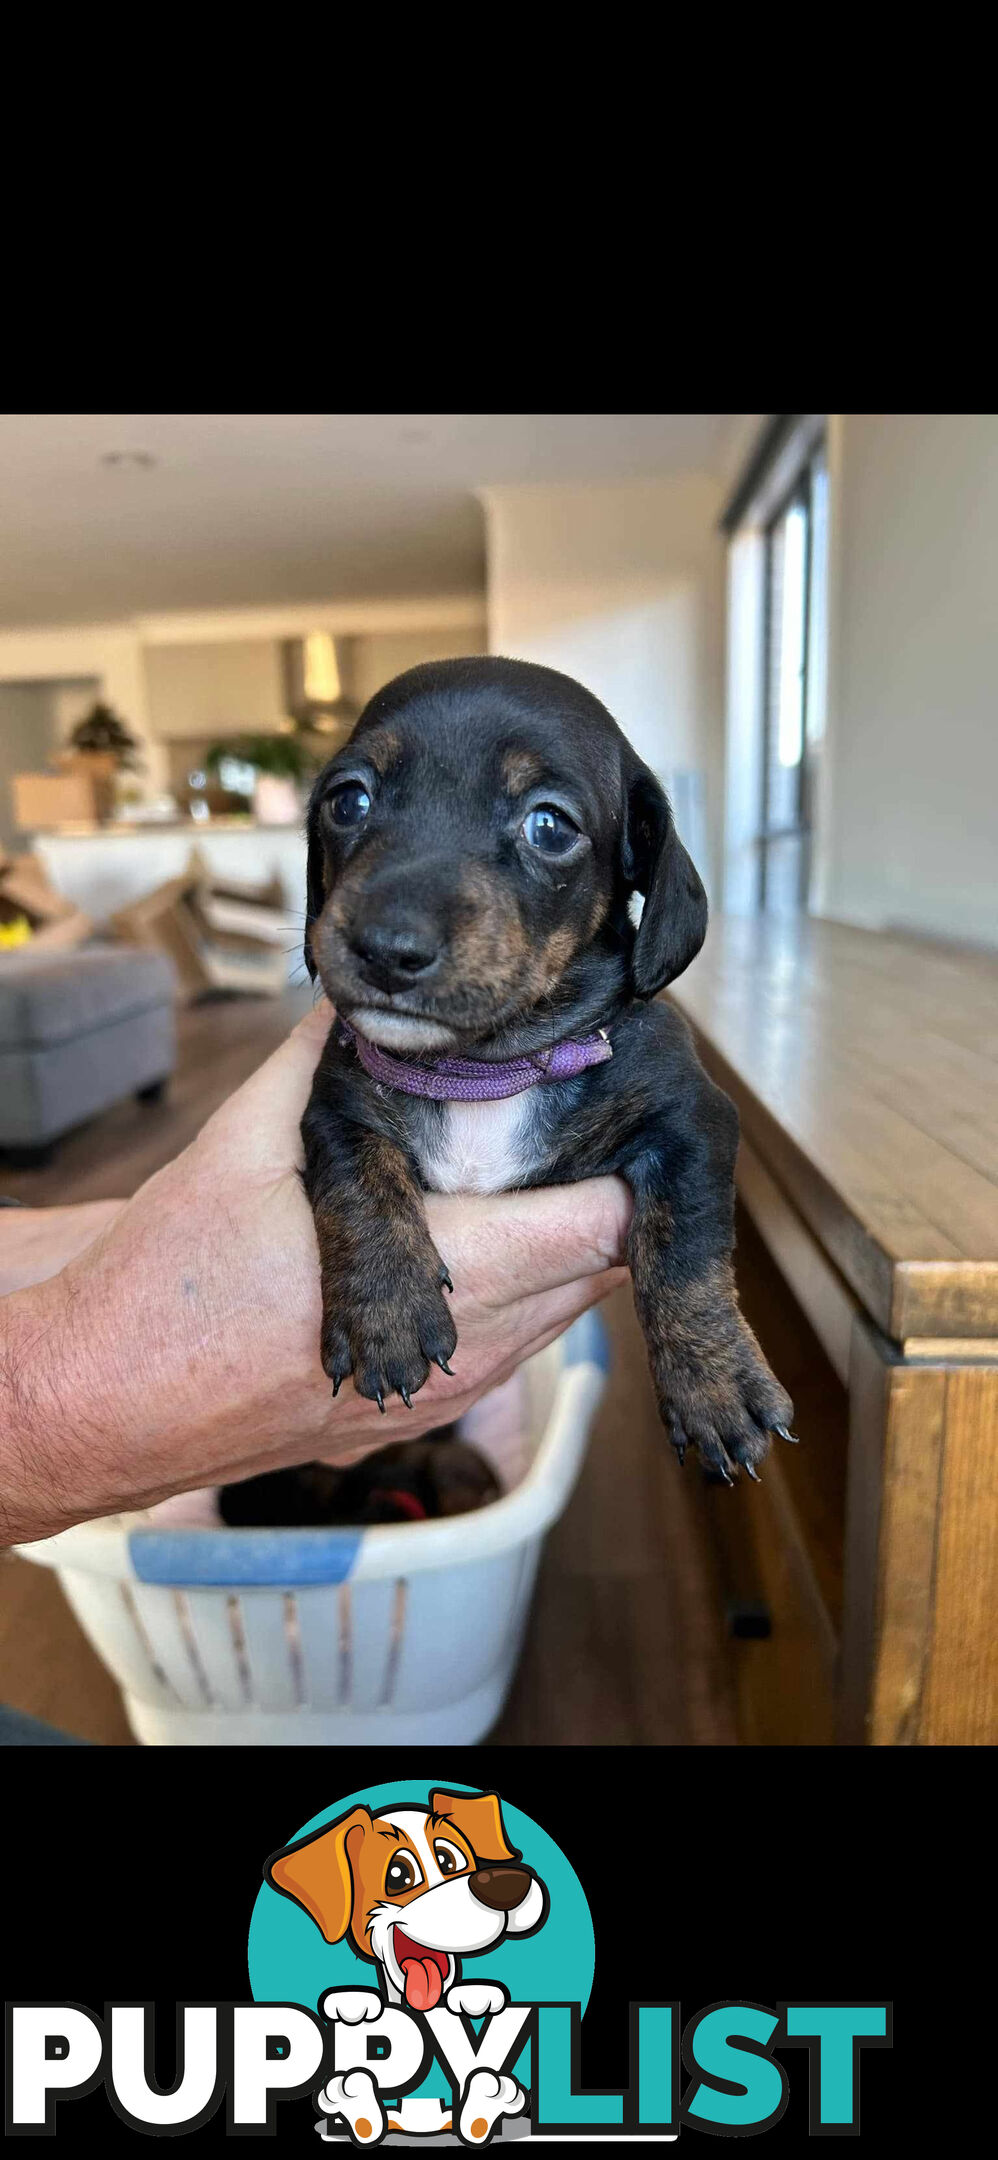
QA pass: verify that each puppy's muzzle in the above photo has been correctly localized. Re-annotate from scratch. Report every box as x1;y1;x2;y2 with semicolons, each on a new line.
350;903;442;994
468;1866;533;1912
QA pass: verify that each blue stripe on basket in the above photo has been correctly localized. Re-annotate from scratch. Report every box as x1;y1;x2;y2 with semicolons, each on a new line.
127;1316;610;1588
129;1529;363;1587
561;1308;611;1373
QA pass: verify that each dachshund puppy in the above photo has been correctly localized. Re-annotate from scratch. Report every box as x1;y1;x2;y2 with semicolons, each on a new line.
300;656;795;1484
219;1430;500;1527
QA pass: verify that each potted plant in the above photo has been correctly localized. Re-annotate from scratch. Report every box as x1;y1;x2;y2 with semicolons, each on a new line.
68;703;144;770
205;734;317;825
56;703;145;821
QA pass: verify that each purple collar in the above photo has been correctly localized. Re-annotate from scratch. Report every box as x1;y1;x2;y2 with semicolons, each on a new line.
336;1018;612;1102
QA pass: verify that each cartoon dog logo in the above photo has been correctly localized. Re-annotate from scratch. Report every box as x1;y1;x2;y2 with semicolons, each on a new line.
265;1787;547;2143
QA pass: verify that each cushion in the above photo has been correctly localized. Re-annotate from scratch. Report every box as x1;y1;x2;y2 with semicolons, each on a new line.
0;942;176;1050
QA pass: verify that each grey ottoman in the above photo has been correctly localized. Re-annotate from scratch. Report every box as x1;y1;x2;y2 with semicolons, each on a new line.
0;942;177;1161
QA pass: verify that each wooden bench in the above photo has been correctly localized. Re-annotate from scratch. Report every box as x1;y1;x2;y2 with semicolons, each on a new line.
669;914;998;1745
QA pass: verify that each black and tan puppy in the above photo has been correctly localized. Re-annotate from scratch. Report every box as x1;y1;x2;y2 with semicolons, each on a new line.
220;1430;500;1527
300;655;795;1484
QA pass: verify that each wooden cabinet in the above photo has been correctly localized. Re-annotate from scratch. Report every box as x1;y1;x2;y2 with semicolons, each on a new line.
671;915;998;1746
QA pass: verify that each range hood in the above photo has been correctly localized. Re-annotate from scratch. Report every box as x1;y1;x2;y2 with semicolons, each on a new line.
281;633;360;738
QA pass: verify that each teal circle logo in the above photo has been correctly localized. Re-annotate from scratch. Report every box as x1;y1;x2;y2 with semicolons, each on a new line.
249;1779;594;2012
248;1781;594;2104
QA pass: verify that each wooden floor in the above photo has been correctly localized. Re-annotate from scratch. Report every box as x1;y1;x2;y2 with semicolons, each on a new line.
0;989;834;1748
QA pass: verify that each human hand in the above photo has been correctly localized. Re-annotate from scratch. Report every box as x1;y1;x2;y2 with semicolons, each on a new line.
0;1200;126;1296
1;1004;631;1544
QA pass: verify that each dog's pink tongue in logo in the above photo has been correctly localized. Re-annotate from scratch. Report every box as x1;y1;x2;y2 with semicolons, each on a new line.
394;1932;449;2011
401;1955;444;2011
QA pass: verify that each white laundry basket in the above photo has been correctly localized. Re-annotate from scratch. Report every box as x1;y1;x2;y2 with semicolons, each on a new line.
17;1311;608;1746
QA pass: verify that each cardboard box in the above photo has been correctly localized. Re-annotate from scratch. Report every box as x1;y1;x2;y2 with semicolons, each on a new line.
0;850;92;952
11;771;102;829
53;749;118;779
11;748;121;831
110;851;289;1000
53;749;119;822
192;879;296;946
109;871;207;1001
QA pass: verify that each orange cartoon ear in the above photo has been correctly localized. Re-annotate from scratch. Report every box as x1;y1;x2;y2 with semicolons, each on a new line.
430;1789;518;1865
265;1806;372;1943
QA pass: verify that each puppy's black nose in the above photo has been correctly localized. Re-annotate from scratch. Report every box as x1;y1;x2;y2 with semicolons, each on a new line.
351;911;441;991
468;1866;532;1912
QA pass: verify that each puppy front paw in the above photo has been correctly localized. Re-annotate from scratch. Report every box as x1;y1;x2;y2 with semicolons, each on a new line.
321;1255;458;1412
655;1312;795;1484
446;1981;509;2018
320;1987;384;2024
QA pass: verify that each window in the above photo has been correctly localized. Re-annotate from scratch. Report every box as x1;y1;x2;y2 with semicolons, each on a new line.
721;418;829;918
758;447;828;911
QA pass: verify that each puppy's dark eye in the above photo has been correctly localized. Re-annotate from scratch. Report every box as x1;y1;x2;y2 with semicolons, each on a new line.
328;782;372;828
386;1852;423;1894
522;804;580;856
433;1840;466;1877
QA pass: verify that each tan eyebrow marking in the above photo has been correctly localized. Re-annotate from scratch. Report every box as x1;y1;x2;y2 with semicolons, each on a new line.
502;748;543;793
366;729;401;774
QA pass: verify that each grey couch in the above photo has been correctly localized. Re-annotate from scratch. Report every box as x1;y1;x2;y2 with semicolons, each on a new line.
0;943;177;1163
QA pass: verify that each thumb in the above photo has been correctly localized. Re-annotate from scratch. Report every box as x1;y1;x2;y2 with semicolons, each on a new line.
199;998;335;1169
427;1177;633;1303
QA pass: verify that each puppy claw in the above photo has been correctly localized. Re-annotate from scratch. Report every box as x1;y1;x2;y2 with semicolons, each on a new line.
320;1254;457;1414
744;1461;761;1483
434;1354;455;1376
331;1375;341;1399
775;1424;799;1444
665;1412;690;1469
439;1266;454;1294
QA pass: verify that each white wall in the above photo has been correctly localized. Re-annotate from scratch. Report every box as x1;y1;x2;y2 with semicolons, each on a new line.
144;624;487;746
0;624;163;786
0;685;58;849
819;413;998;944
144;639;285;740
0;598;487;811
0;676;101;847
482;476;726;895
352;624;486;708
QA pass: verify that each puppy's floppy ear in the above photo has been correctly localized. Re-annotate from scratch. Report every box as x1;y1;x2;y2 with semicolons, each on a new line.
265;1804;372;1943
303;779;329;983
429;1789;518;1865
621;763;708;997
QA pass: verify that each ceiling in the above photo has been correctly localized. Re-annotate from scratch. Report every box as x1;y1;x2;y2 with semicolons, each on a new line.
0;413;754;629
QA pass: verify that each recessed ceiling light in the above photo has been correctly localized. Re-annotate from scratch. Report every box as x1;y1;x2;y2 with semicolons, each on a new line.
100;450;158;469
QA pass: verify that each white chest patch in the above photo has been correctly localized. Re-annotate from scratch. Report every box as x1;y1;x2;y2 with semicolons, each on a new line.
418;1092;538;1195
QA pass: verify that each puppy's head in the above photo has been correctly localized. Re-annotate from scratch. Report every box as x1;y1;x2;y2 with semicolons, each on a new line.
304;657;707;1051
266;1788;547;2007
